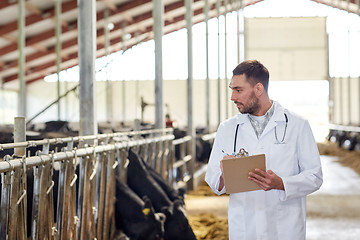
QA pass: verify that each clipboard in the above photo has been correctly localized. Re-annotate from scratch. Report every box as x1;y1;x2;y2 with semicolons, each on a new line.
221;154;266;194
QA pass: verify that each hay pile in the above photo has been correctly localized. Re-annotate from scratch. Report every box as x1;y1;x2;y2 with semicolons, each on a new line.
187;184;216;197
188;213;228;240
186;181;229;240
317;142;360;175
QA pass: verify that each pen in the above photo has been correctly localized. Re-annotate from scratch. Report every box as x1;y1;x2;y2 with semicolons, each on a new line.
222;150;234;156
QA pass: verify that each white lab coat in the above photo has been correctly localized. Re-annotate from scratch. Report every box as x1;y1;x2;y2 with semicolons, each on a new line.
205;101;323;240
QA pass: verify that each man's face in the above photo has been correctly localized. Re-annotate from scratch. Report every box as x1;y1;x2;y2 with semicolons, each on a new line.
229;74;260;115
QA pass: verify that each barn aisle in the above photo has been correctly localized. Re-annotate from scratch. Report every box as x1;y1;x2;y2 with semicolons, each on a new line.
307;155;360;240
186;143;360;240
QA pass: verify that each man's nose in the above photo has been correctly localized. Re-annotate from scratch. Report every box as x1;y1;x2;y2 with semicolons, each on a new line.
230;91;236;101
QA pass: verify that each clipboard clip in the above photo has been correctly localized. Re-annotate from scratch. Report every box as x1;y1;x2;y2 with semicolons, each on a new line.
236;148;249;158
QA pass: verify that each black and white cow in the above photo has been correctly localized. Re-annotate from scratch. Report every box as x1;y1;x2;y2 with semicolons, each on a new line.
115;177;165;240
126;149;196;240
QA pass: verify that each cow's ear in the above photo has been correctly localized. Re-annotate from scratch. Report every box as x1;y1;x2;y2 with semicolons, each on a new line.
174;199;184;208
161;206;173;217
142;196;155;216
177;187;186;198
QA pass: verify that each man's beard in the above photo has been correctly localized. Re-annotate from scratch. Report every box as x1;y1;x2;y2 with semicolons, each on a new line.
235;91;260;115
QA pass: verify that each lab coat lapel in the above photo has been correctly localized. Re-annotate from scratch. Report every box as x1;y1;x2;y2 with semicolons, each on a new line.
261;102;287;137
236;114;257;139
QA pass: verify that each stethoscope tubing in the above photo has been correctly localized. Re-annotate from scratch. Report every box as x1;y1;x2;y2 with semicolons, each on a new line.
233;113;288;152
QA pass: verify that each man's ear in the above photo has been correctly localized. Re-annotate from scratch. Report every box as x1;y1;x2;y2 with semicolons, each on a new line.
254;82;264;97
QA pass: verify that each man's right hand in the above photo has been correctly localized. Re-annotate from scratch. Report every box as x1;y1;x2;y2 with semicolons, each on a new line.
218;155;235;191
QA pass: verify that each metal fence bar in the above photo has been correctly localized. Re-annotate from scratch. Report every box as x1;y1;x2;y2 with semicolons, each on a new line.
0;128;173;151
329;123;360;133
0;135;174;173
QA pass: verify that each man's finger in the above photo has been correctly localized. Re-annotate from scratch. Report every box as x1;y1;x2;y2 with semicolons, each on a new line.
248;171;265;182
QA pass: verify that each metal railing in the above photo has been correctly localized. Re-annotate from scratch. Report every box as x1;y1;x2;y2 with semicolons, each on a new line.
0;127;189;240
0;124;216;240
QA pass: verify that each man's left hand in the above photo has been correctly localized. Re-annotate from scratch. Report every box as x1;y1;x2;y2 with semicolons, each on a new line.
248;169;284;191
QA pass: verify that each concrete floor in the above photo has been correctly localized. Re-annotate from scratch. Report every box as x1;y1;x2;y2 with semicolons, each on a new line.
306;156;360;240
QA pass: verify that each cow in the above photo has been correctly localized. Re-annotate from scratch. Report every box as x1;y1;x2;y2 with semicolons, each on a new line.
138;155;185;205
114;177;165;240
126;149;196;240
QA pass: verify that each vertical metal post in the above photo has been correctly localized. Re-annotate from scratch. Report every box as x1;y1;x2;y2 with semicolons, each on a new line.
339;78;343;125
347;29;351;125
348;76;351;125
18;0;26;117
224;0;229;118
105;9;113;122
326;32;331;123
134;31;141;121
204;0;210;132
153;0;164;129
78;0;97;137
328;77;333;124
237;0;241;65
358;77;360;125
121;21;127;125
14;117;26;157
0;80;4;124
216;0;221;125
185;0;195;190
78;1;96;239
56;0;62;120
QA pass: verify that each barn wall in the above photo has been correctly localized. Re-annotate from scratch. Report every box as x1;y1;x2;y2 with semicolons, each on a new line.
330;77;360;125
245;17;328;81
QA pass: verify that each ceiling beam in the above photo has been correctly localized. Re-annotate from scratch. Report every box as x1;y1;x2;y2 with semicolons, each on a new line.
99;0;117;11
4;1;217;84
3;0;259;84
25;2;42;15
0;0;151;59
1;0;195;73
0;0;77;37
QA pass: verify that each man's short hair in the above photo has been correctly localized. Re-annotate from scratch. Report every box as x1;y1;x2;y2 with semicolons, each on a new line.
232;60;269;92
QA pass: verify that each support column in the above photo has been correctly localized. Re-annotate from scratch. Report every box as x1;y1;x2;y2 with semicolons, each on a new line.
358;77;360;125
18;0;26;118
237;0;241;65
340;78;343;125
104;9;113;123
78;2;97;239
55;0;62;120
216;0;221;125
153;0;164;129
186;0;195;190
224;0;229;118
348;76;351;125
14;117;26;157
121;21;127;125
78;0;97;137
204;0;210;132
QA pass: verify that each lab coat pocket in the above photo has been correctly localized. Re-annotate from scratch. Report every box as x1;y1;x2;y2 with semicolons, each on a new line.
269;142;298;177
275;198;305;238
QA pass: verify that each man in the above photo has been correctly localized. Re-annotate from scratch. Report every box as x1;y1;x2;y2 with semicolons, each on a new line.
205;60;323;240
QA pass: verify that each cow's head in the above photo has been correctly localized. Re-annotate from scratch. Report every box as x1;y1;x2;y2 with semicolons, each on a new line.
140;196;166;240
161;200;196;240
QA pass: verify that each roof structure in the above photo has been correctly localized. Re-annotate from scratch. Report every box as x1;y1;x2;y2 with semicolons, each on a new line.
0;0;359;88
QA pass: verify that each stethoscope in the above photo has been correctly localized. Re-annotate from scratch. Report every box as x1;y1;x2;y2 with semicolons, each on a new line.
233;113;288;152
